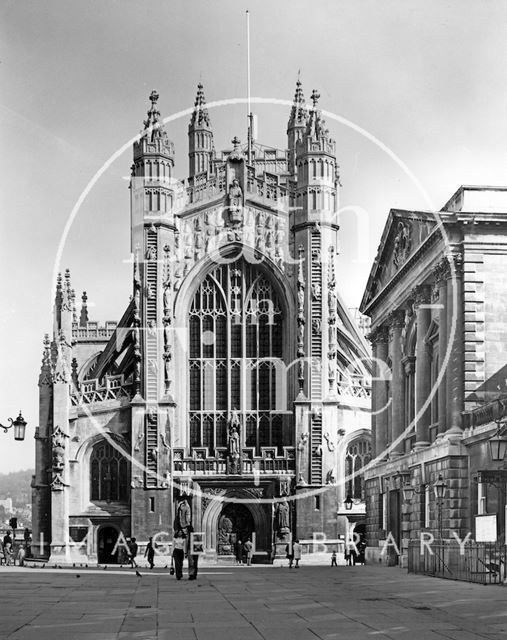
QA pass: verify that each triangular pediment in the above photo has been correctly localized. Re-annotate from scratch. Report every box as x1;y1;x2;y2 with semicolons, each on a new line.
360;209;437;311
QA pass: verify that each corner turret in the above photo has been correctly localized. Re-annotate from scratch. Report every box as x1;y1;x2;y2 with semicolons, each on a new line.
287;75;307;176
188;83;214;179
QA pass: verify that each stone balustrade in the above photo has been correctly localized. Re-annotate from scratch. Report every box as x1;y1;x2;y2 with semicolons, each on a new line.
173;446;296;476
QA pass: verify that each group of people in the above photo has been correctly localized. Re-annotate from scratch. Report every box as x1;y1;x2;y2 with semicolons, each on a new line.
171;527;199;580
1;533;27;566
234;538;254;565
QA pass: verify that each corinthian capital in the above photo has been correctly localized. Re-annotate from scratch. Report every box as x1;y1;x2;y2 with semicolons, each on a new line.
411;284;431;308
446;251;464;277
388;309;405;330
433;258;450;284
367;325;389;345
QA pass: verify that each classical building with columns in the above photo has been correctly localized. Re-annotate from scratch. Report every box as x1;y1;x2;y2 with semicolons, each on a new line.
360;186;507;566
32;81;372;564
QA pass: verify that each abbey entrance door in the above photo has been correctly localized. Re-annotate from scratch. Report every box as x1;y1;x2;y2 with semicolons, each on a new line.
217;503;254;555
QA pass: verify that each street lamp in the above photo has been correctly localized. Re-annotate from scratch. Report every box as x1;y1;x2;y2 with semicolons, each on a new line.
0;412;27;441
344;495;353;511
433;474;447;541
488;418;507;462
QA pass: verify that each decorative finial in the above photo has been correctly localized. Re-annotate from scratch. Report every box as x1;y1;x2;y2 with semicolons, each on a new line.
80;291;88;327
149;90;159;106
232;136;241;148
289;75;307;127
190;82;211;128
311;90;320;108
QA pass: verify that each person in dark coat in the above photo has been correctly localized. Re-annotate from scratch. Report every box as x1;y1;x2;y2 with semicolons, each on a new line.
235;539;244;565
144;536;155;569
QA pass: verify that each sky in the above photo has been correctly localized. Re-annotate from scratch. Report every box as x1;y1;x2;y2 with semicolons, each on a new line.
1;0;507;473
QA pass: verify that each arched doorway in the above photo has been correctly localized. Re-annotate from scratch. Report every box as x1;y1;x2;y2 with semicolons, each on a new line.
217;503;254;555
97;526;119;564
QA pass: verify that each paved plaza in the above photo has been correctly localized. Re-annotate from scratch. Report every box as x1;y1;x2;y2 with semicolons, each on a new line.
0;564;506;640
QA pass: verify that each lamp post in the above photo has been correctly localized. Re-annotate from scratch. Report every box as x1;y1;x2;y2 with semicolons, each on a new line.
0;412;27;441
488;416;507;462
344;495;353;511
433;474;447;541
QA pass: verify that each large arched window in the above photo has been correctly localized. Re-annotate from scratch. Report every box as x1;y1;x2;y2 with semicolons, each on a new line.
345;437;372;500
90;440;129;502
189;258;284;454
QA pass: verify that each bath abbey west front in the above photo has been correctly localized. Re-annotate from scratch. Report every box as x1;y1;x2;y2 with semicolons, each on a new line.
32;81;371;564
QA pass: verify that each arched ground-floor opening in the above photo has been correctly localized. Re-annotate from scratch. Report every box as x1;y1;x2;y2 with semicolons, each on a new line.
97;525;119;564
200;487;272;562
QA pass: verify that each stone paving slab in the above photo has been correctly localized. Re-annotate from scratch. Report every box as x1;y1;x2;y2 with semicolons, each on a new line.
0;565;506;639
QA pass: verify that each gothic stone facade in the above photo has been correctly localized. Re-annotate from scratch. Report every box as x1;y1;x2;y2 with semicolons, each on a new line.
360;186;507;566
32;82;371;564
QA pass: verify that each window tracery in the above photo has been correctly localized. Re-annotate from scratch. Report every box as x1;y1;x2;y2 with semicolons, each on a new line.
90;440;129;502
188;259;284;454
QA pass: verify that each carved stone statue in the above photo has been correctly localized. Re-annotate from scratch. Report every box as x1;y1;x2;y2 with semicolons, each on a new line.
228;426;240;457
52;443;65;471
276;498;290;531
228;178;243;225
177;498;191;530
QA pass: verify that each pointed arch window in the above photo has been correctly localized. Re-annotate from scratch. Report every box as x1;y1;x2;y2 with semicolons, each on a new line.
345;437;372;500
189;259;285;455
90;440;129;503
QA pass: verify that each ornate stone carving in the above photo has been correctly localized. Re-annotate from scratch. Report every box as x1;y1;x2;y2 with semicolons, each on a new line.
134;429;144;452
367;325;389;345
412;284;431;308
392;220;412;268
175;498;191;530
446;251;464;277
327;246;338;390
227;410;241;474
275;497;290;532
51;425;68;490
132;246;142;395
297;245;306;393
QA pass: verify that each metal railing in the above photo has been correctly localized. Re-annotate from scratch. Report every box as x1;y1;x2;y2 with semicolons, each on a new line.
408;540;507;585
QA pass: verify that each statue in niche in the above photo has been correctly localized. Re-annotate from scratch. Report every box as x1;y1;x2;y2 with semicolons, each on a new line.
52;443;65;471
176;498;191;530
311;283;321;301
218;515;233;544
227;178;243;225
276;498;290;531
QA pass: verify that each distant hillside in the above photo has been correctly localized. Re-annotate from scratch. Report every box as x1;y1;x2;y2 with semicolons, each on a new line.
0;469;34;507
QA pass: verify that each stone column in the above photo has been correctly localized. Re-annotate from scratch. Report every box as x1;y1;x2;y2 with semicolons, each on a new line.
434;261;449;434
372;326;389;459
446;253;464;432
389;310;406;455
414;286;431;448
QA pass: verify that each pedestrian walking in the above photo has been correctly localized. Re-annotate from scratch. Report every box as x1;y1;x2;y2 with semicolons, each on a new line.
331;550;337;567
293;539;302;568
4;541;13;566
243;538;253;566
128;537;139;568
145;536;155;569
17;543;26;567
172;529;186;580
235;539;243;565
285;542;294;568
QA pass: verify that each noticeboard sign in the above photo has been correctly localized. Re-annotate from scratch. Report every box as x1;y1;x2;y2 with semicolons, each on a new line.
475;514;497;542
